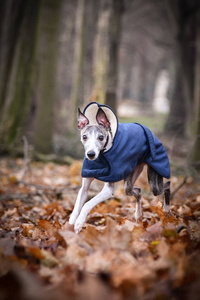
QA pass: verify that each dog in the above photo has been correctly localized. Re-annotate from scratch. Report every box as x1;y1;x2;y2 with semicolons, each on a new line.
69;102;171;233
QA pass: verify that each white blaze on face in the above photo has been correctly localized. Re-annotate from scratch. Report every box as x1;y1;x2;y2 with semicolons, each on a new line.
81;126;107;160
85;131;98;160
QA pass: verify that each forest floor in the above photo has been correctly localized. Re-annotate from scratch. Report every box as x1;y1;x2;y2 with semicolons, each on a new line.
0;157;200;300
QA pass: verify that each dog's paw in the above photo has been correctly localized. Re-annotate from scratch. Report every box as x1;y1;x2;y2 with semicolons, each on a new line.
135;206;143;223
74;216;85;234
163;205;171;217
164;211;172;218
135;213;143;223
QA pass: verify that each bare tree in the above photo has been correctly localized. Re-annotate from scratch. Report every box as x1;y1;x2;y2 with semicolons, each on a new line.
164;0;197;137
69;0;86;129
190;11;200;170
105;0;123;112
0;0;40;152
92;0;123;111
92;0;111;104
33;0;63;154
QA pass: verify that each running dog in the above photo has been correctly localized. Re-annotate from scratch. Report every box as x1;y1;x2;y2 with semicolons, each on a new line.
69;102;171;233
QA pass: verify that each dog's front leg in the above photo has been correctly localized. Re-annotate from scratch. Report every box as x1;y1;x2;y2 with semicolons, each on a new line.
74;182;114;233
69;177;94;225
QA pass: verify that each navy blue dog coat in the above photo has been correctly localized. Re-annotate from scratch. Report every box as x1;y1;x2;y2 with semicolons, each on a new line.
81;102;170;183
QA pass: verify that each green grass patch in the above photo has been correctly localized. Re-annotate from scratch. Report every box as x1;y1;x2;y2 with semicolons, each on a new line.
118;113;167;133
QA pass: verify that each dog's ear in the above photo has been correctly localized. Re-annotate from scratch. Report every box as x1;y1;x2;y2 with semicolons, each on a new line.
96;107;110;129
77;108;89;129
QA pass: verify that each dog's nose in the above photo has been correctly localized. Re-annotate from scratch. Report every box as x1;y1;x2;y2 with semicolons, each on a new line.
87;151;96;159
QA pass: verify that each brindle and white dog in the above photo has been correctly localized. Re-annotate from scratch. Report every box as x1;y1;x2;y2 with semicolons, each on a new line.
69;102;171;233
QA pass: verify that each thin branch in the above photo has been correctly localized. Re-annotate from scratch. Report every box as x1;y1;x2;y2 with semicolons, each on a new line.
19;180;78;190
0;193;38;202
19;181;56;190
170;176;187;199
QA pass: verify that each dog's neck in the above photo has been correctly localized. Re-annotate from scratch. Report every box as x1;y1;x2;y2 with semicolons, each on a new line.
102;130;113;152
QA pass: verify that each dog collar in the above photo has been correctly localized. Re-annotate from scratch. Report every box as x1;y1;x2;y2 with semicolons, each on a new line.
101;135;109;153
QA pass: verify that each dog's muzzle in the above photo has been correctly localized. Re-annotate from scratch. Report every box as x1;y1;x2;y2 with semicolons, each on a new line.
87;151;96;160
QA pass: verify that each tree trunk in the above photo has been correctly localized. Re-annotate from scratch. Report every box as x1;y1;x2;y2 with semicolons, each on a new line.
69;0;86;129
33;0;62;154
164;47;187;136
0;0;40;151
92;0;111;105
0;0;25;113
83;0;100;106
92;0;123;111
105;0;123;112
56;1;78;134
164;0;196;137
190;12;200;170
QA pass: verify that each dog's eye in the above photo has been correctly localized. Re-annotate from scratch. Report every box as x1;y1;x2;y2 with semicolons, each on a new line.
98;135;104;141
83;135;87;140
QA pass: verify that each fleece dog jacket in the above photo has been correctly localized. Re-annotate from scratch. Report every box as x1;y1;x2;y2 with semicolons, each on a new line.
81;122;170;182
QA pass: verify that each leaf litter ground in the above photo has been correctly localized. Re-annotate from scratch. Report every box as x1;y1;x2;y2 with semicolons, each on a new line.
0;158;200;300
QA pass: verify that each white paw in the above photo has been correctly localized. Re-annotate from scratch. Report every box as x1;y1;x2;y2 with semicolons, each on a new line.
135;206;142;222
163;205;171;217
135;212;143;223
74;216;85;234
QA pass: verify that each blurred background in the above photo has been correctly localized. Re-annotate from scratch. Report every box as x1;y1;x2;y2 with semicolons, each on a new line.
0;0;199;171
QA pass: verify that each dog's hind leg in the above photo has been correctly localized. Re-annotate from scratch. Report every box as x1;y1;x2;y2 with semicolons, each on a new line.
147;166;171;215
147;165;163;196
69;177;94;226
163;180;171;215
124;164;145;221
74;182;114;233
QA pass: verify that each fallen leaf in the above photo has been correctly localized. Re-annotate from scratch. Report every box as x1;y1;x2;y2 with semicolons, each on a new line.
37;219;66;246
111;263;156;292
21;223;35;237
140;222;163;242
122;219;136;231
157;239;170;257
1;208;18;220
93;199;120;215
131;240;150;258
131;223;145;240
41;249;60;267
163;229;178;239
188;221;200;241
178;205;192;216
28;246;45;260
68;161;82;176
8;176;18;185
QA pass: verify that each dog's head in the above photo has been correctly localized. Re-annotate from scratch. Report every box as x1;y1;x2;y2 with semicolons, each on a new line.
78;107;112;160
